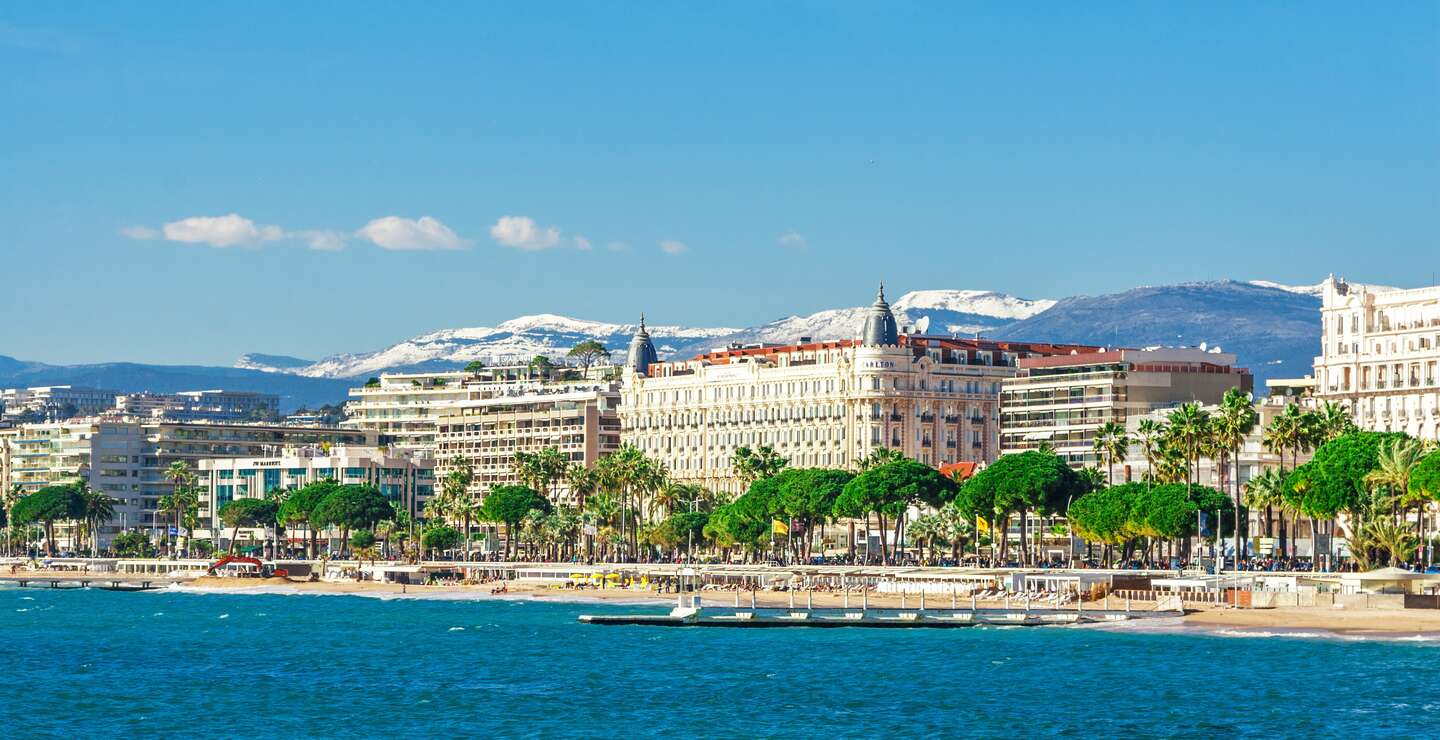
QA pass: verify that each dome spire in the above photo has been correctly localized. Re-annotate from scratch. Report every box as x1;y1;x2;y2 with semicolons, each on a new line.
861;281;899;346
626;313;659;375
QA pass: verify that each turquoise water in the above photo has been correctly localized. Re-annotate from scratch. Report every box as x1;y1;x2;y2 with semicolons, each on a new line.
3;586;1438;738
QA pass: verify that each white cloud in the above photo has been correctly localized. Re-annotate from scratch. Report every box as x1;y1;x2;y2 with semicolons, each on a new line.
161;213;284;247
357;216;469;251
660;239;689;254
607;241;629;252
489;215;562;251
573;235;592;251
778;231;807;249
298;230;347;252
120;225;158;240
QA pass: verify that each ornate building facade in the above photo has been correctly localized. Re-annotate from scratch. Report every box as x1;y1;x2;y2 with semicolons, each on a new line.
1313;276;1440;439
620;287;1096;495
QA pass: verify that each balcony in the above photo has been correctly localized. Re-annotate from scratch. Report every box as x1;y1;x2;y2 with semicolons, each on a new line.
888;413;903;422
969;417;986;425
919;413;936;422
943;415;960;424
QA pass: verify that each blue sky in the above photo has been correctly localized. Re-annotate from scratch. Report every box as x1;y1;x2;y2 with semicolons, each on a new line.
1;2;1436;365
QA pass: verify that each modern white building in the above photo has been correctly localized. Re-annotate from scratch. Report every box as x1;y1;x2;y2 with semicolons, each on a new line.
435;384;622;502
343;365;621;456
1000;347;1253;467
1313;276;1440;439
1;386;118;420
0;419;376;552
115;390;280;422
619;288;1097;495
197;445;435;543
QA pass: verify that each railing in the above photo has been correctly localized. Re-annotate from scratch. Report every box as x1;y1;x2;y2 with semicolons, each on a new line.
1110;588;1228;606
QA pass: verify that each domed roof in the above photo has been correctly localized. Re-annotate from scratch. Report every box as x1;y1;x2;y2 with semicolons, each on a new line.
861;283;899;346
625;314;659;374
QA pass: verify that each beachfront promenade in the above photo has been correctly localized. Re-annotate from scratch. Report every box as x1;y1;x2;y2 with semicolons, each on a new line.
0;556;1405;606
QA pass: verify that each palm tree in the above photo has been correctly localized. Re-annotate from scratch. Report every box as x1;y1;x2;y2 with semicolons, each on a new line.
1312;401;1356;444
514;447;570;504
1213;388;1258;566
1134;419;1165;484
1166;403;1211;488
72;481;117;556
1366;437;1428;560
582;492;619;560
1244;468;1288;552
731;445;789;485
161;461;198;555
2;484;25;557
1092;421;1130;485
440;457;477;557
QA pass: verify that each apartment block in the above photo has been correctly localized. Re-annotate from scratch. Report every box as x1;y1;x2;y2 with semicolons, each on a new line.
0;419;376;551
434;384;623;502
1000;348;1253;467
197;445;435;542
1313;276;1440;439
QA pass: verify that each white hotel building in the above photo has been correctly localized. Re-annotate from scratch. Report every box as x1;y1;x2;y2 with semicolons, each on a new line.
620;288;1096;495
1313;276;1440;439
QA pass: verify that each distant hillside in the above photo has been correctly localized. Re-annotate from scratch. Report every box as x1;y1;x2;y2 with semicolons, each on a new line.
6;279;1332;404
241;289;1054;379
991;280;1319;384
235;353;314;372
0;356;353;412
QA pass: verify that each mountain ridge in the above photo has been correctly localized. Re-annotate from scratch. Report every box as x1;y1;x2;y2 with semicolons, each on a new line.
3;279;1351;408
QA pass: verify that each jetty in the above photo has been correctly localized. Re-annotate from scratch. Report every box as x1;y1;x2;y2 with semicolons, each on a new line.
579;569;1184;628
1;578;164;592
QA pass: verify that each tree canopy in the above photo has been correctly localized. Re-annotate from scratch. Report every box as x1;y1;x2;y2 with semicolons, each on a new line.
277;480;340;527
422;525;461;552
834;459;959;519
1068;482;1234;545
1411;450;1440;502
566;340;611;371
957;451;1085;520
482;485;551;527
11;484;86;526
311;485;395;533
1286;431;1409;517
219;498;279;529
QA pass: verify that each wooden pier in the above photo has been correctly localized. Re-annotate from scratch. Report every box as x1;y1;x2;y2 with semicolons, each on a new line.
579;569;1183;628
580;604;1182;628
1;579;162;592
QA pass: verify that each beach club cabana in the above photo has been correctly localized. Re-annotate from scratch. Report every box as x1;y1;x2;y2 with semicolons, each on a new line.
1339;567;1431;595
881;570;1001;594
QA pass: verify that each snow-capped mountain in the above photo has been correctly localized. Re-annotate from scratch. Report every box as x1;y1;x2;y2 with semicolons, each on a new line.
1247;279;1397;297
663;289;1055;357
240;290;1055;379
246;315;738;379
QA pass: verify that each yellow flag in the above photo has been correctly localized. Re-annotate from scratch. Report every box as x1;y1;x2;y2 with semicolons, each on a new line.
976;516;989;534
772;519;789;535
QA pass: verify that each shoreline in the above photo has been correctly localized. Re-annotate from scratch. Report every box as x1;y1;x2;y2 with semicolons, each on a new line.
10;570;1440;639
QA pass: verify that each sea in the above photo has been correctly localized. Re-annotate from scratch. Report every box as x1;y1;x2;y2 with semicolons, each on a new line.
3;585;1438;738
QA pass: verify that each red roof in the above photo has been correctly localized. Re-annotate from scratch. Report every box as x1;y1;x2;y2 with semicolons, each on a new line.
938;461;978;481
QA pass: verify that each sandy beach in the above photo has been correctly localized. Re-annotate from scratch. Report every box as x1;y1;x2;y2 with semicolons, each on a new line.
11;568;1440;636
1182;606;1440;636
